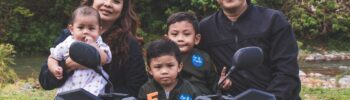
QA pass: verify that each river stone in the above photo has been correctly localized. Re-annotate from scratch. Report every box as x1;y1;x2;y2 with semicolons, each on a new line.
338;75;350;88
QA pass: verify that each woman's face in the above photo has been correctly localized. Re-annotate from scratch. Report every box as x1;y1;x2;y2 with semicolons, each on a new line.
92;0;124;23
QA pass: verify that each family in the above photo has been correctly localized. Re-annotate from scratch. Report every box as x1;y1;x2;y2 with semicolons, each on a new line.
39;0;301;100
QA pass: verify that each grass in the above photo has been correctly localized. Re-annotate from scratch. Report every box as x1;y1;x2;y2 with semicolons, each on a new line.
0;79;55;100
1;80;350;100
301;86;350;100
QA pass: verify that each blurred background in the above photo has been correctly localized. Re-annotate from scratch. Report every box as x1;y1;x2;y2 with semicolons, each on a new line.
1;0;350;99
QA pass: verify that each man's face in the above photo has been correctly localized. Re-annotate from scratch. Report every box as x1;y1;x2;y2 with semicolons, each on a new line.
217;0;247;11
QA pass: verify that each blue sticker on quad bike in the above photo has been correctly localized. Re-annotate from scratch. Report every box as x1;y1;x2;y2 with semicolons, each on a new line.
192;54;204;68
178;93;192;100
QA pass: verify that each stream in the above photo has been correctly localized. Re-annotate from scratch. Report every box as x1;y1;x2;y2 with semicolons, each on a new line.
12;55;350;88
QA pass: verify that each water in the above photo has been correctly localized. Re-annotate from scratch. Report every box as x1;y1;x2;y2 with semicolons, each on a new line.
12;55;48;79
11;55;350;79
299;61;350;76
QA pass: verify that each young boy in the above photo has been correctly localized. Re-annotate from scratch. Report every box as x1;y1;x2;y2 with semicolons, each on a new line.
165;12;231;94
47;6;112;96
138;38;200;100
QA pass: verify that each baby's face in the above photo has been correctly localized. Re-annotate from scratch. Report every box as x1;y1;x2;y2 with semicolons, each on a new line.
148;55;181;87
70;14;100;42
167;21;200;54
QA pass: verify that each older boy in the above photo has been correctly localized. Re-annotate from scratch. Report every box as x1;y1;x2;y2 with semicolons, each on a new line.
165;12;231;94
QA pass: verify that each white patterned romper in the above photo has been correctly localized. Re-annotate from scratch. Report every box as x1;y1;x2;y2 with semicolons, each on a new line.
50;36;112;96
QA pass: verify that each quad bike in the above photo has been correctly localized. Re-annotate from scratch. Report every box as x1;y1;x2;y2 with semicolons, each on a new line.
56;42;275;100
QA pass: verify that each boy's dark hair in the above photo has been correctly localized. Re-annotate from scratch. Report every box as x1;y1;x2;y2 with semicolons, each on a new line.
80;0;93;6
70;6;101;25
146;38;181;68
166;12;199;34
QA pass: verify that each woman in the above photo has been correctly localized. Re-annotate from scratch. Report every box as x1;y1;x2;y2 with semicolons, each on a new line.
39;0;148;97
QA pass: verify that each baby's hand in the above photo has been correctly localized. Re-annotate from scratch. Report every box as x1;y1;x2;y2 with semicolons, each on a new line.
54;67;63;79
84;36;97;47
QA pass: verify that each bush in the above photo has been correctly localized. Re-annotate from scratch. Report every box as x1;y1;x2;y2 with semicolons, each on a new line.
282;0;350;51
0;0;79;55
1;0;350;54
0;43;17;86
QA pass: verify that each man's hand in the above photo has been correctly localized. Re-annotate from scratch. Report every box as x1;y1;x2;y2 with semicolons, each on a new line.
219;67;232;90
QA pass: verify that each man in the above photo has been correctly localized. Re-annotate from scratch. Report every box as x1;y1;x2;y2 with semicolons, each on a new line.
198;0;301;99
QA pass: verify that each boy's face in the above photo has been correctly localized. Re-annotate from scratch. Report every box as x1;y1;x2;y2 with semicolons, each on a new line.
148;55;182;87
69;14;100;42
166;21;200;54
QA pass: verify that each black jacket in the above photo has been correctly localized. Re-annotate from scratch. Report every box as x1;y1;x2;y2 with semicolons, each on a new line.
38;29;148;97
198;5;301;100
138;78;200;100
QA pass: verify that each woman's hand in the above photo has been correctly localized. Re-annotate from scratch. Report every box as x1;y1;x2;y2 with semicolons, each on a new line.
219;67;232;90
65;57;85;72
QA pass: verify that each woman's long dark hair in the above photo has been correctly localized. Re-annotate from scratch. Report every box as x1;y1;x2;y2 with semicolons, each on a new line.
247;0;251;5
82;0;140;65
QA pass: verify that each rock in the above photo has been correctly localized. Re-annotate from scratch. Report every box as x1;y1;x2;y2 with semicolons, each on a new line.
338;75;350;88
309;72;323;77
300;76;338;88
21;83;33;90
345;55;350;60
305;56;314;61
299;70;306;76
339;66;348;70
325;54;341;61
313;53;326;61
302;52;350;61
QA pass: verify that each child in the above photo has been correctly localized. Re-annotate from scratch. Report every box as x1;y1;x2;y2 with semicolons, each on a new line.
47;6;112;96
165;12;223;94
138;38;200;100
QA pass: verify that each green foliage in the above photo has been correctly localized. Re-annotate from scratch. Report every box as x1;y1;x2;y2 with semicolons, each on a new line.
0;43;17;85
283;0;350;50
135;0;350;51
0;0;79;55
135;0;218;37
14;6;34;17
326;38;350;51
1;0;350;54
254;0;285;10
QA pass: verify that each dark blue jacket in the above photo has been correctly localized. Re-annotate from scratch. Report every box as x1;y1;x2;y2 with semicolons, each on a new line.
198;5;301;100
